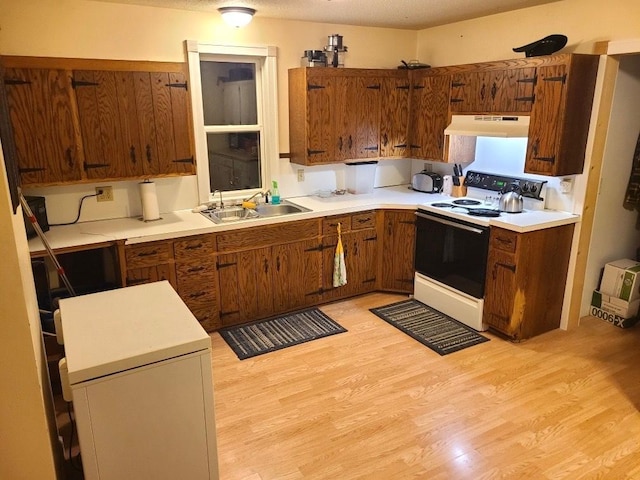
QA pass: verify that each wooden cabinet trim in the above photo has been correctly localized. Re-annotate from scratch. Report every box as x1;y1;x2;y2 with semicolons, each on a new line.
1;55;188;74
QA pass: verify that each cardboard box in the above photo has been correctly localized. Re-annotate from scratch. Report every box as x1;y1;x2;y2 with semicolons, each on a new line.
600;259;640;302
590;290;639;328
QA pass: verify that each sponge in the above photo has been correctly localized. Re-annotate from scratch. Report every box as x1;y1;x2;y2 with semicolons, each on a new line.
242;201;257;209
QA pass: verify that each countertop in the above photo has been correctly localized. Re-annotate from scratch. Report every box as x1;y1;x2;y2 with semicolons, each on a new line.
28;185;580;255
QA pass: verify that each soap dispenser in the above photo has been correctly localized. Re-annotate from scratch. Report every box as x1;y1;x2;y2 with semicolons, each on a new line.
271;180;280;205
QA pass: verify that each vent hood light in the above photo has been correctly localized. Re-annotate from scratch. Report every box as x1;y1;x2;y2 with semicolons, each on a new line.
444;115;530;138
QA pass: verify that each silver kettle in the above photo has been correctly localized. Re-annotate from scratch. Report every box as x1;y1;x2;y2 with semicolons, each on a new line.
499;183;524;213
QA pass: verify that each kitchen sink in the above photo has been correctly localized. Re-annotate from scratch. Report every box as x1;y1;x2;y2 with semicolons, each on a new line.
201;200;310;224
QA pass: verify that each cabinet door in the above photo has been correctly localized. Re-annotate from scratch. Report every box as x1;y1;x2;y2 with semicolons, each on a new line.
525;64;567;175
4;68;82;185
354;77;381;158
380;76;410;157
126;265;177;289
272;239;322;312
306;75;335;165
450;69;529;113
503;67;536;113
380;210;416;292
409;74;450;160
149;72;194;175
322;229;377;300
74;70;126;179
483;248;519;336
334;76;358;161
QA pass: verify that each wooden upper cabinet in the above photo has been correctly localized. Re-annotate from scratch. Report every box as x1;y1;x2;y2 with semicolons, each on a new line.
409;73;450;160
1;56;195;187
4;68;82;186
288;68;406;165
525;55;598;176
450;68;535;114
380;75;410;158
75;69;194;180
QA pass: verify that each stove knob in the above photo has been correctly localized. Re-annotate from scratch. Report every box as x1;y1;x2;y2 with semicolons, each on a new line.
521;184;529;193
530;185;537;193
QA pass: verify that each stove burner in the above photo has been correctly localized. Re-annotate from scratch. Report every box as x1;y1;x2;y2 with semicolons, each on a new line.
431;202;453;207
452;199;481;206
466;208;501;217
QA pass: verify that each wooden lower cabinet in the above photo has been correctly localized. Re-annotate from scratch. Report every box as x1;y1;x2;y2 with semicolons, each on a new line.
378;210;416;293
217;238;322;327
322;228;378;301
483;224;574;340
174;235;220;332
123;240;177;289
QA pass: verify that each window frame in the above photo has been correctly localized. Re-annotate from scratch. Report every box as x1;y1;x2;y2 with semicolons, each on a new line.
186;40;279;205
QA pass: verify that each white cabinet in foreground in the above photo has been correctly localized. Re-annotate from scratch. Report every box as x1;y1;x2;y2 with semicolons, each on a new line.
59;281;218;480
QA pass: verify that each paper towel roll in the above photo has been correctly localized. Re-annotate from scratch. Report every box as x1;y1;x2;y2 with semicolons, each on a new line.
139;180;160;221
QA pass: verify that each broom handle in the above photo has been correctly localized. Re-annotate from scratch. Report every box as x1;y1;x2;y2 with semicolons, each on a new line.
20;192;76;297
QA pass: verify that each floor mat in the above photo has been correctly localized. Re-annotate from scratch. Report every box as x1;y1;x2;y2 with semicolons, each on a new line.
370;299;489;355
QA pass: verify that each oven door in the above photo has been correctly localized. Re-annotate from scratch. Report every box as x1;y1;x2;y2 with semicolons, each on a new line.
414;210;489;299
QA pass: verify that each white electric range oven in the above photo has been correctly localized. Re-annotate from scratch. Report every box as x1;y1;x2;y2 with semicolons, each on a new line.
413;171;548;331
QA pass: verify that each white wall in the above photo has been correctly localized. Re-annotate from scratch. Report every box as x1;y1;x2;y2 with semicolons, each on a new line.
0;147;60;479
581;54;640;314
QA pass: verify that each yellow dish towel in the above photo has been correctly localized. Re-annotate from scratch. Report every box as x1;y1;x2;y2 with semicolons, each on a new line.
333;222;347;287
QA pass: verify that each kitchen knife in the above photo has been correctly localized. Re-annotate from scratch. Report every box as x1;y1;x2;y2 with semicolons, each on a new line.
452;164;460;186
457;163;463;181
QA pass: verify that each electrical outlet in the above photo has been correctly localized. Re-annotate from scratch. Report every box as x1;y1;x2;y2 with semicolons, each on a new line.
96;186;113;202
297;169;305;182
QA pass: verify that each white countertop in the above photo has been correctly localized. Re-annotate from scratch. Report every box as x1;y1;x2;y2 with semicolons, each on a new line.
28;185;580;254
59;281;211;385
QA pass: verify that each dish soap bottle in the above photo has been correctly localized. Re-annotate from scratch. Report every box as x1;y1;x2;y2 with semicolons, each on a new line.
271;180;280;205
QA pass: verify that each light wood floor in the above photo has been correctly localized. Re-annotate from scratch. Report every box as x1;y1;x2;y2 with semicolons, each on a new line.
210;292;640;480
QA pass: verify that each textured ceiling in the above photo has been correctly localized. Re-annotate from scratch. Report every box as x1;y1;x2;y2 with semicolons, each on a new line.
91;0;562;30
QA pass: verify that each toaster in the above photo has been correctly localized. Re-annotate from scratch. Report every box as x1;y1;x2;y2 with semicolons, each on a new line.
412;171;443;193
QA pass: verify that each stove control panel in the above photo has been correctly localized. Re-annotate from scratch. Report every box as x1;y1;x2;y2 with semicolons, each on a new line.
464;170;547;200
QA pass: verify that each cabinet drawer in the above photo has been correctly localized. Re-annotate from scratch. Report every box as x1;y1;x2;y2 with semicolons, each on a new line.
351;211;376;230
490;228;518;253
174;235;217;259
125;242;174;268
322;215;352;235
190;306;221;332
176;258;217;285
217;219;319;252
178;282;217;311
126;265;176;288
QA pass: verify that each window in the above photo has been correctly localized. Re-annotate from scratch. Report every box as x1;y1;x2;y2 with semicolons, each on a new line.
186;41;278;204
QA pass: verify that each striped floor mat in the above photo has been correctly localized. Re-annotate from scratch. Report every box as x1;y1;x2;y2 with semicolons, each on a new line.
370;299;489;355
219;308;347;360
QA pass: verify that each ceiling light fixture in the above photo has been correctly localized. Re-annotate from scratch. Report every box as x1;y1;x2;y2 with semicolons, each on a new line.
218;6;256;28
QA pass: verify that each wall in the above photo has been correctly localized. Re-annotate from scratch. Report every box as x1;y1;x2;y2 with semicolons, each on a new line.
582;54;640;311
416;0;640;67
1;0;418;220
0;147;60;479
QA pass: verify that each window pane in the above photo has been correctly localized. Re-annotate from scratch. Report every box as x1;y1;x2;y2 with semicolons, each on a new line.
200;61;257;126
206;132;261;192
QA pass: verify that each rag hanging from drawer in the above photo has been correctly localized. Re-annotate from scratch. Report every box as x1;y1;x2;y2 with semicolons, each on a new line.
624;129;640;227
333;222;347;287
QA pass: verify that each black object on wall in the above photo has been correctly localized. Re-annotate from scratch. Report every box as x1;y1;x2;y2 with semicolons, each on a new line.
0;61;21;214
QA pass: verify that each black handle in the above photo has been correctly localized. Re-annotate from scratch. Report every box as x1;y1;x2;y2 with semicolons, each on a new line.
66;148;74;168
130;146;136;164
137;250;158;257
185;243;204;250
146;144;152;163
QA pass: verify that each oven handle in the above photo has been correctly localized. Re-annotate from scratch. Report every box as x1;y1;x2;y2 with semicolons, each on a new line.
415;211;485;235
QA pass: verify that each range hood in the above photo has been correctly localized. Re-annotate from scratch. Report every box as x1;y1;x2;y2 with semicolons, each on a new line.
444;115;530;138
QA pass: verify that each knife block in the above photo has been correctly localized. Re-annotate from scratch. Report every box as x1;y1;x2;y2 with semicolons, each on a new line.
451;177;467;197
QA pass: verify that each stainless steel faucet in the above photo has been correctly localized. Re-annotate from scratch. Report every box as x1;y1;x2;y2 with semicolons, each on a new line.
211;190;224;209
244;189;271;204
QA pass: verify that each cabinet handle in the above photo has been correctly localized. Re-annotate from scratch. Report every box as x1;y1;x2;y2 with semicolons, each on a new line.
493;262;516;280
383;133;388;146
307;149;326;155
146;144;152;163
189;291;206;299
338;136;343;152
533;156;556;164
276;256;281;272
66;148;74;168
187;266;206;273
137;250;158;257
480;83;486;101
348;135;353;149
130;146;136;164
185;243;204;250
357;218;370;224
496;237;513;247
490;82;497;100
364;236;377;242
531;139;539;156
451;81;465;88
264;258;269;274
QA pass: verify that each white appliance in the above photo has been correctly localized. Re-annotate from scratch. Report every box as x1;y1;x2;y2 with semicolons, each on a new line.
413;171;548;331
444;114;530;138
57;281;218;480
